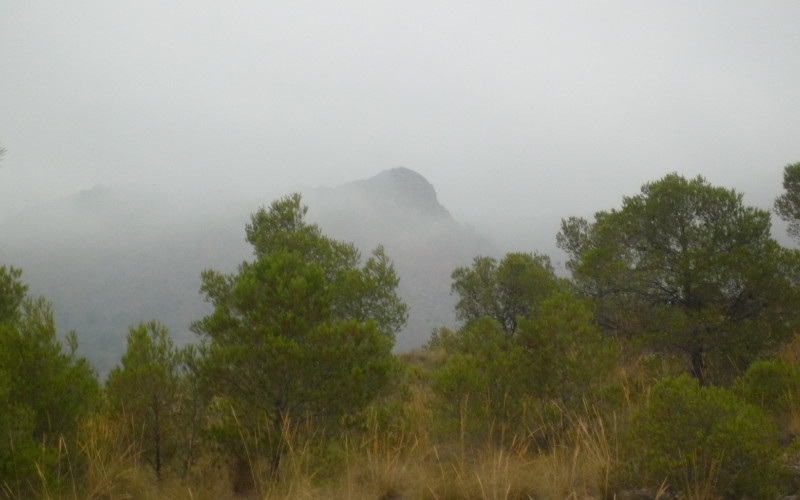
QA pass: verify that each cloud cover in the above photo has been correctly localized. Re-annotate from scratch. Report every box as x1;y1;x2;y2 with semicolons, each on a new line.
2;1;800;254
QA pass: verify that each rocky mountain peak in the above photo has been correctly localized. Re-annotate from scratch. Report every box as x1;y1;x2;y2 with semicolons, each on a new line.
350;167;450;219
305;168;495;350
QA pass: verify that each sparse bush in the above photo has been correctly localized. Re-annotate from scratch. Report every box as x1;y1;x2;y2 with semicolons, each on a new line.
614;375;785;498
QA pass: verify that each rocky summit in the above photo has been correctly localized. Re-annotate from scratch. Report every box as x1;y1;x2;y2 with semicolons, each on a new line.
307;167;495;350
348;167;452;219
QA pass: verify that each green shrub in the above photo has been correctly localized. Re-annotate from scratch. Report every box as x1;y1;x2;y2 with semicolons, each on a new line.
615;375;784;498
0;274;100;498
429;295;617;448
429;318;531;441
735;359;800;417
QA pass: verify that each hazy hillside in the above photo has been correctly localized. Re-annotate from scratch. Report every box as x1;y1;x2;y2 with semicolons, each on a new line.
0;185;254;375
307;167;497;350
0;168;494;376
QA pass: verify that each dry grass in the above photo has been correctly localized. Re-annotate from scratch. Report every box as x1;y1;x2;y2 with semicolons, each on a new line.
777;333;800;365
234;399;615;500
9;349;720;499
13;345;800;497
13;394;619;499
13;348;799;498
13;346;742;499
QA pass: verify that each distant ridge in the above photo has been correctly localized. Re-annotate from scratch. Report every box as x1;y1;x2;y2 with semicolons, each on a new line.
348;167;451;219
0;168;496;375
306;167;496;350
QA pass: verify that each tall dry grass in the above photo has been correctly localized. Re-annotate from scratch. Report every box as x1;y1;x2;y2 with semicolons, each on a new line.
7;348;694;499
229;392;618;499
5;391;621;499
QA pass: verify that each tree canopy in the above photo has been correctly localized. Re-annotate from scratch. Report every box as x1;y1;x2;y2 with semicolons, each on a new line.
775;162;800;241
450;252;564;336
105;321;185;480
0;265;26;323
0;266;99;495
191;193;407;479
430;291;614;446
558;173;800;385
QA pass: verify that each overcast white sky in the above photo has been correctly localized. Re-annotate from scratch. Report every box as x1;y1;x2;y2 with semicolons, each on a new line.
3;1;800;252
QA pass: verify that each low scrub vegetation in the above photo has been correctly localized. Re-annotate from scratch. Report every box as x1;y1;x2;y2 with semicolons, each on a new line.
6;348;800;499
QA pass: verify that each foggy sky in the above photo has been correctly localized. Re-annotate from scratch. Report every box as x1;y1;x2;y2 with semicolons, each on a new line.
3;1;800;253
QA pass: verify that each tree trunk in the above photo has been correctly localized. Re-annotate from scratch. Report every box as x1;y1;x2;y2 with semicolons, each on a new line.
181;392;200;483
270;410;285;481
153;395;162;481
690;347;706;386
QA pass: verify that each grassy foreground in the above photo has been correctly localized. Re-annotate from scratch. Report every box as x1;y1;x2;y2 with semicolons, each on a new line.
39;411;614;499
7;347;800;499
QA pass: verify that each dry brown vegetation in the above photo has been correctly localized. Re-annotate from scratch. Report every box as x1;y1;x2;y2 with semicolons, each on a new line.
3;350;625;499
8;343;800;499
60;414;616;499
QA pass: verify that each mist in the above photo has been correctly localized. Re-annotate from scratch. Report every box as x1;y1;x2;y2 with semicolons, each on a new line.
3;2;800;373
3;2;799;244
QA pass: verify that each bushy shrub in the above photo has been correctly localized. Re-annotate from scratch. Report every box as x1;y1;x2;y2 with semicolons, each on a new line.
735;359;800;417
615;375;784;498
429;294;616;447
516;292;616;410
429;318;531;440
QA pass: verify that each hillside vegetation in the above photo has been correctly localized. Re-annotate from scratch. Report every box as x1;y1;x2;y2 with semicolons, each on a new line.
4;166;800;498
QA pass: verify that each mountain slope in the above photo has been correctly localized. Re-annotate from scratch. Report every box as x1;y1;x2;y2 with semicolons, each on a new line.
307;167;495;349
0;169;493;375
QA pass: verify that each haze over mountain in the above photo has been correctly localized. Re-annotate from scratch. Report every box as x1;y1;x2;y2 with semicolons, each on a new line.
0;168;496;376
307;167;496;350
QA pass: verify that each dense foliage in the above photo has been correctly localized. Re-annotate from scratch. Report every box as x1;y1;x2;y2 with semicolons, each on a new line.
191;193;406;482
432;278;614;445
617;375;784;498
735;359;800;426
775;162;800;241
558;173;800;385
0;267;100;497
450;252;565;336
